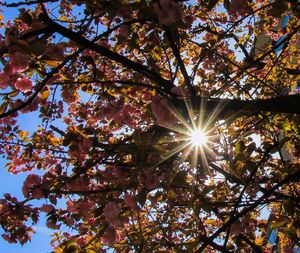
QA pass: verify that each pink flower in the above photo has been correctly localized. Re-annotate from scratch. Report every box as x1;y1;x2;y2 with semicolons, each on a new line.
40;204;55;213
124;193;138;210
4;64;15;76
153;0;182;25
151;96;177;126
229;0;252;17
44;45;64;60
15;77;32;92
101;225;116;245
113;104;139;128
103;201;121;226
119;24;129;37
76;236;86;246
144;169;160;190
10;52;29;72
46;220;60;229
0;72;9;89
22;174;41;198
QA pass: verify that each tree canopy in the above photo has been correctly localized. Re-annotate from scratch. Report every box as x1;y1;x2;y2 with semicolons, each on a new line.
0;0;300;252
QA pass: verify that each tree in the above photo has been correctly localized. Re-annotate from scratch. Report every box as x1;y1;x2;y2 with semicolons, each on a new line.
0;0;299;252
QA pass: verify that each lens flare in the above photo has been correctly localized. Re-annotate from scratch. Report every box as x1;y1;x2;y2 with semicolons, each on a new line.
190;129;207;147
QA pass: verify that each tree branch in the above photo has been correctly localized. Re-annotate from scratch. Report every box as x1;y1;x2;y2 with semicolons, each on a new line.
175;95;300;119
164;27;195;96
238;234;263;253
195;170;300;252
39;12;174;92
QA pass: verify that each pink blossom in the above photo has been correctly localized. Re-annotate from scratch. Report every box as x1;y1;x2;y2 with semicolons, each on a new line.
40;204;55;213
124;193;138;210
78;137;93;153
22;174;41;198
44;45;64;60
15;77;32;92
4;64;15;76
229;0;252;17
142;90;153;102
144;169;160;190
0;72;9;89
101;226;116;245
76;236;86;246
153;0;182;25
151;96;177;126
10;52;29;72
46;220;60;229
119;25;129;37
103;201;121;226
113;104;139;128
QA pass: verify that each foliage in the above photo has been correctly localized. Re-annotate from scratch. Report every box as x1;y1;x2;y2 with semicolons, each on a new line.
0;0;300;252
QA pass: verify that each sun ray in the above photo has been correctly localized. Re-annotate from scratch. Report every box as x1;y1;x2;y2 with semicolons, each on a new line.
152;140;191;169
150;92;226;178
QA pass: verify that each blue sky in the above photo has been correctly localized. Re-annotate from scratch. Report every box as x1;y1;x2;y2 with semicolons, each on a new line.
0;114;53;253
0;2;53;252
0;2;95;251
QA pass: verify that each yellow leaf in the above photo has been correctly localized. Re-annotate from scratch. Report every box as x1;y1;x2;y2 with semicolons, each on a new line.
39;90;50;100
108;137;117;144
44;60;62;68
0;103;8;114
54;247;63;253
87;250;97;253
204;219;216;225
0;14;3;22
50;137;62;145
255;237;264;246
167;189;176;199
9;90;20;97
18;130;29;139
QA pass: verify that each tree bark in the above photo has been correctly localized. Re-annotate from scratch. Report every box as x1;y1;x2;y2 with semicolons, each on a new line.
174;94;300;119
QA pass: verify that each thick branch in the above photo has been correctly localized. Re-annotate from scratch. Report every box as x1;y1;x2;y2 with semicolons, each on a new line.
39;13;173;91
175;95;300;118
164;27;195;96
2;0;57;7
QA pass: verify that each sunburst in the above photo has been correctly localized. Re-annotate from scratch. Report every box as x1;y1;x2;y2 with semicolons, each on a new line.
190;128;207;147
151;92;223;174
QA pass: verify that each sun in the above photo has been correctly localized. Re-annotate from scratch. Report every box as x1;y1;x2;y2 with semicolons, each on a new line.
190;128;207;147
